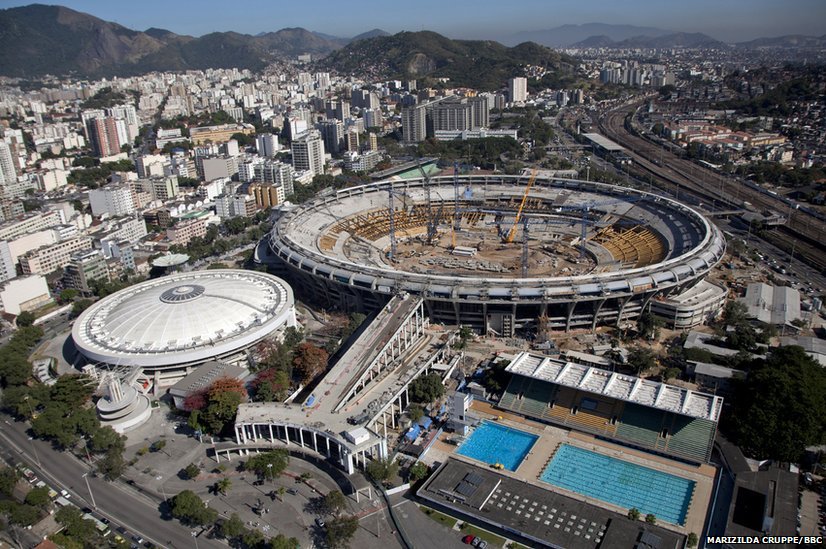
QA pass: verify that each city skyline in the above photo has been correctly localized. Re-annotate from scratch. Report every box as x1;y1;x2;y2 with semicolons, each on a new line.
2;0;825;43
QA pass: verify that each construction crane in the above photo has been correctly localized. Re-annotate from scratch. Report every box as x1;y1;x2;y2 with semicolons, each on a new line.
505;168;539;243
386;183;410;262
416;160;438;245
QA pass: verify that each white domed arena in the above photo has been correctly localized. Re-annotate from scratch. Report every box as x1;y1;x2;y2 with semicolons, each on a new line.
72;270;296;384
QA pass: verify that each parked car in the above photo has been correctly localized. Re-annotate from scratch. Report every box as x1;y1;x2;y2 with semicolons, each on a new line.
315;518;325;528
462;535;476;545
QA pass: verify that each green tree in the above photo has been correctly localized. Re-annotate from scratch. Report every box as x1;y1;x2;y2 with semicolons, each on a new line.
221;513;245;540
183;463;201;480
408;373;445;403
408;461;429;482
97;447;126;480
253;368;291;402
150;439;167;453
722;300;749;327
626;347;657;375
245;450;289;480
72;299;92;316
270;534;300;549
408;404;424;422
645;513;656;524
89;426;125;454
636;311;662;341
325;515;359;549
24;486;50;507
55;506;98;544
627;507;640;521
661;367;681;383
727;346;826;461
365;458;398;485
171;490;217;526
16;311;35;327
687;532;699;548
201;377;247;434
321;490;348;516
0;466;18;496
282;326;304;349
214;478;232;495
9;503;39;526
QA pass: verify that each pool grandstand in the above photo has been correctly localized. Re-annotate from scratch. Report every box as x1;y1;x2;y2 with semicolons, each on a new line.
498;351;721;464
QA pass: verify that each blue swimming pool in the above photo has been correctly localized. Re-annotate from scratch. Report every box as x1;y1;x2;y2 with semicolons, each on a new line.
540;444;695;525
456;421;538;471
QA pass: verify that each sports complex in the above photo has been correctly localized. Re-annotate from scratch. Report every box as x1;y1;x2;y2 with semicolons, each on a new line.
268;173;726;334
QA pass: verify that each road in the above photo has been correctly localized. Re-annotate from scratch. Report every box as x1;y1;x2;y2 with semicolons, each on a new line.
0;416;223;549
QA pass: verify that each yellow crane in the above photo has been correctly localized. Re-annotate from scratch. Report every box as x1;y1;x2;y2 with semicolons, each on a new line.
505;168;538;243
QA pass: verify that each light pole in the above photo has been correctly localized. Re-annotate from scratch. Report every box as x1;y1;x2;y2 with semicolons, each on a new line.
23;396;41;467
82;472;96;510
191;531;199;549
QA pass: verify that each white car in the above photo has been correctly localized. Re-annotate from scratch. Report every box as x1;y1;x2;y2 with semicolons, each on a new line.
60;489;70;499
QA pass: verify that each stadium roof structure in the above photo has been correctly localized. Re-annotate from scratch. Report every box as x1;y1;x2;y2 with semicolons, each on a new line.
152;253;190;268
507;351;723;421
72;270;294;369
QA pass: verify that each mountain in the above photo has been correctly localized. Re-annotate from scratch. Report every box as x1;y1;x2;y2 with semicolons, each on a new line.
319;31;574;90
735;34;826;49
505;23;672;47
573;32;727;49
0;4;347;77
351;28;391;41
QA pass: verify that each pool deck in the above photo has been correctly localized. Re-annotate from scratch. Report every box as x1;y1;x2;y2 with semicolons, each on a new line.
425;399;716;536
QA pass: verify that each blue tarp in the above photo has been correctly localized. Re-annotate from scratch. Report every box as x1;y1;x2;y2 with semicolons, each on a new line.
418;416;433;430
439;403;447;415
405;424;421;441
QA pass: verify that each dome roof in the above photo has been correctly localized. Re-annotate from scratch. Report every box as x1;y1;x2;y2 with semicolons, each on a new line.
72;270;294;369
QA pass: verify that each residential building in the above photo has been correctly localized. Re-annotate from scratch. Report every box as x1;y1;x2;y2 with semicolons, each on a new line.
201;156;238;182
136;154;169;178
166;218;207;246
255;134;280;157
19;236;92;275
0;141;17;184
291;131;325;177
343;151;382;172
363;108;383;129
367;132;379;152
85;115;125;157
345;129;360;152
63;250;110;295
401;105;427;143
0;211;65;241
508;77;528;103
249;183;285;209
433;128;519;141
318;119;344;155
254;161;294;197
143;208;172;228
0;275;51;316
89;185;136;217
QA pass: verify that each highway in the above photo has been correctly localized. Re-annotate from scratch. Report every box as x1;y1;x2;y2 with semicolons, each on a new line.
596;101;826;273
0;415;223;549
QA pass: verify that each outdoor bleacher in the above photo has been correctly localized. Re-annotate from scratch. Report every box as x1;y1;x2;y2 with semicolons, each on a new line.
496;352;721;464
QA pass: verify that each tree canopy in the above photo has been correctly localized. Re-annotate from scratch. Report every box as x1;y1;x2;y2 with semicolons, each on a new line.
726;346;826;461
244;449;289;480
408;372;445;403
171;490;217;526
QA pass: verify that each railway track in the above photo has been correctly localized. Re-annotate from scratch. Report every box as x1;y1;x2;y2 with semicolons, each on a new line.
598;104;826;272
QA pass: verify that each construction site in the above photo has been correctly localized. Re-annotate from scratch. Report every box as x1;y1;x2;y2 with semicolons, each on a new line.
267;172;726;334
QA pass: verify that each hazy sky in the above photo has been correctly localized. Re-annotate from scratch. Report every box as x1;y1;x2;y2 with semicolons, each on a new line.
2;0;825;41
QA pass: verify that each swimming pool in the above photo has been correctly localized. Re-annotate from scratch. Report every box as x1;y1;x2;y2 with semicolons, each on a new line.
540;444;695;525
456;421;538;471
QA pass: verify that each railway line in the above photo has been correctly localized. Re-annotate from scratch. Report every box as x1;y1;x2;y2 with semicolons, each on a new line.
597;103;826;273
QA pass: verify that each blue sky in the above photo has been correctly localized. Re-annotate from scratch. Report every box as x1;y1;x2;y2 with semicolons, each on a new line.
2;0;824;41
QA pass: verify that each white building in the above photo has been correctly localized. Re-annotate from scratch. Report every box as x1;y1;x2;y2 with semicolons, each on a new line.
291;131;325;177
256;134;280;157
0;275;51;316
508;77;528;103
89;185;136;217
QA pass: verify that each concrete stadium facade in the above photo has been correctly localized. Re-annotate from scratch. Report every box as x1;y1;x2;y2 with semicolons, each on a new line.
268;175;725;333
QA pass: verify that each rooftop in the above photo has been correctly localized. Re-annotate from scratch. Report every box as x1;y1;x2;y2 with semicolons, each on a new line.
168;360;248;397
739;283;801;325
507;351;723;421
419;458;685;549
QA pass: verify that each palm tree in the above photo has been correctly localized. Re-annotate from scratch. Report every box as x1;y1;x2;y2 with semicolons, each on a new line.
215;478;232;495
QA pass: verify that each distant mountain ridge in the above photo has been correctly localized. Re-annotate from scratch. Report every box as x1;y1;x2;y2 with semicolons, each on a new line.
506;23;673;47
572;32;727;49
319;30;575;90
0;4;380;77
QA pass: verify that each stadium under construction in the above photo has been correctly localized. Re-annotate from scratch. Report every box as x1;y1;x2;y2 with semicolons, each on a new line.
264;173;726;334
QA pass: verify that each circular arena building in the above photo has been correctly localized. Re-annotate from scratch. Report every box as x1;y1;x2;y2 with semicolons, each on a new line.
72;270;296;378
268;175;725;333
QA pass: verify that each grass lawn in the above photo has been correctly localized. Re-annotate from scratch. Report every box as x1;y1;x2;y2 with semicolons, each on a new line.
419;505;458;529
458;523;507;547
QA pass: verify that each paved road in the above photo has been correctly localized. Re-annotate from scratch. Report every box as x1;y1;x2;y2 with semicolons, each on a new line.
0;415;223;549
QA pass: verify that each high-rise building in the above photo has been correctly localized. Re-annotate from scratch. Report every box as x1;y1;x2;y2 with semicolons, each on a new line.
256;134;280;157
291;131;326;176
368;132;379;152
0;141;16;185
508;77;528;103
63;250;110;295
317;120;345;155
345;129;360;152
249;183;285;209
469;96;490;129
363;108;384;129
88;185;136;217
401;105;427;143
352;89;379;110
431;99;473;132
86;116;123;157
